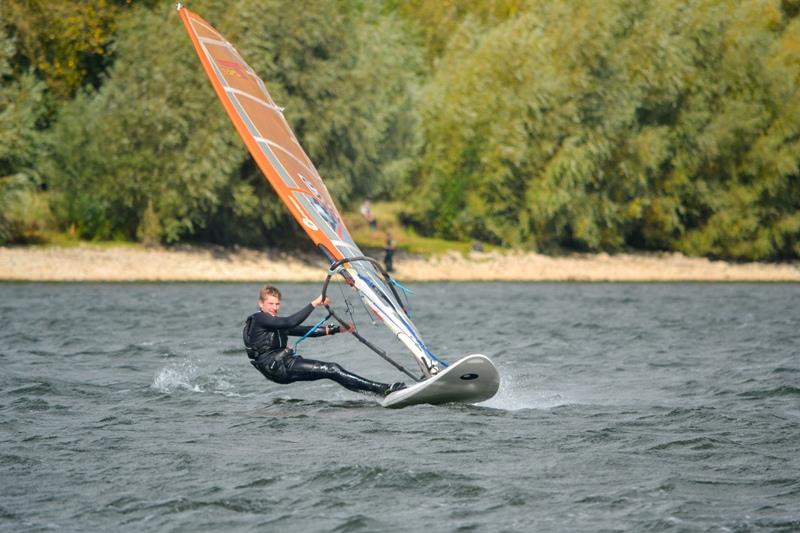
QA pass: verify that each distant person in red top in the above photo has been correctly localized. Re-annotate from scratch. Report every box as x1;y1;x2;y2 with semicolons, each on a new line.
243;285;404;396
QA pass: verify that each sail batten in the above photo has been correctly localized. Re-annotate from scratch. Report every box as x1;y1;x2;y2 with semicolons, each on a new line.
226;88;282;113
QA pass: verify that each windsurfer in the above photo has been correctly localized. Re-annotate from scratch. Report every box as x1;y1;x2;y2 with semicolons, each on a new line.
244;285;405;396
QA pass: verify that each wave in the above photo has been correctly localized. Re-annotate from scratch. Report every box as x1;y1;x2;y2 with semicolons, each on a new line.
302;464;484;497
738;385;800;399
647;436;730;452
5;382;55;396
151;359;242;397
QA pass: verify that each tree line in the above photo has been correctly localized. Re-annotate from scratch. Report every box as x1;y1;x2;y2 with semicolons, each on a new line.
1;0;798;260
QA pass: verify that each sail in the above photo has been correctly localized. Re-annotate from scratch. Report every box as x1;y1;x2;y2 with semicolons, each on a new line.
177;5;442;377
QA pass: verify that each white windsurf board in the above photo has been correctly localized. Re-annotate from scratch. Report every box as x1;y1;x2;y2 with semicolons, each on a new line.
380;354;499;408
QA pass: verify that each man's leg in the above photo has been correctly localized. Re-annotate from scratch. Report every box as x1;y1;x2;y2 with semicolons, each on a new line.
286;356;390;395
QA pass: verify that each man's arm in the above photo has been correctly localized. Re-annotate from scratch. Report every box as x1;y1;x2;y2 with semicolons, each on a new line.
252;303;315;330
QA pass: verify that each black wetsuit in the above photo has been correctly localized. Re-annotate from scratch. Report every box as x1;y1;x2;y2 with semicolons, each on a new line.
243;304;390;395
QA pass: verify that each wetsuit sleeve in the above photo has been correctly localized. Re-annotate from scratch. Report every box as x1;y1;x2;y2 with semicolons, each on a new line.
286;325;326;337
251;303;315;330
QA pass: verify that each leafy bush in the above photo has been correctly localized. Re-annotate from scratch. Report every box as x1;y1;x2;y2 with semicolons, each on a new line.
404;0;800;260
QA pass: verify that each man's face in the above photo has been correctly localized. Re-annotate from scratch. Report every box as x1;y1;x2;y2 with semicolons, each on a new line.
259;295;281;316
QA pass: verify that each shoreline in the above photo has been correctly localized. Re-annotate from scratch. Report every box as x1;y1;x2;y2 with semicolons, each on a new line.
1;244;799;282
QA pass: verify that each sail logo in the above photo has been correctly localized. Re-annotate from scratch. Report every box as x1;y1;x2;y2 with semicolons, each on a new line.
217;59;247;79
299;173;339;233
298;173;321;198
307;196;338;233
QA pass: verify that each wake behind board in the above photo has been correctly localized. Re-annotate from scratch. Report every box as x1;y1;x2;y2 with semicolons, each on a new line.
381;354;499;409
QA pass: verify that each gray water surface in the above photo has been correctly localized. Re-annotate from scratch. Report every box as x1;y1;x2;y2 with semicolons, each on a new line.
1;282;799;532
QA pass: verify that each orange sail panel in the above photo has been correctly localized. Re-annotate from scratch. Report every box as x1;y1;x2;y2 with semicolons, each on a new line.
177;6;355;262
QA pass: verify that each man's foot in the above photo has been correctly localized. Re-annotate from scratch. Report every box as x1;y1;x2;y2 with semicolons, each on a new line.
383;382;406;397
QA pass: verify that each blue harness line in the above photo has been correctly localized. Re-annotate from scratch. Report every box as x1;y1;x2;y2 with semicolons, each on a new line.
293;314;329;352
387;279;449;367
388;276;413;294
358;272;449;369
425;346;449;368
389;276;414;316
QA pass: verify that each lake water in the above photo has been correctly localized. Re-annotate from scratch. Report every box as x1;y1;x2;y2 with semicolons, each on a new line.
1;282;799;532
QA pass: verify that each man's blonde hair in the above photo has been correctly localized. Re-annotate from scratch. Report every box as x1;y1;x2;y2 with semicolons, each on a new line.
259;285;281;301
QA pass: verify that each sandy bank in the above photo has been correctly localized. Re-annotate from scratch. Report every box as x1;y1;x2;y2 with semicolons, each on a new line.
1;244;798;282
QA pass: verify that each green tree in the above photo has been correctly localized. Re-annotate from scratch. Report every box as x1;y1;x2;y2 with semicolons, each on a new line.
0;11;48;244
405;0;800;260
229;0;422;202
674;2;800;259
45;2;242;242
3;0;124;99
44;0;423;246
393;0;524;65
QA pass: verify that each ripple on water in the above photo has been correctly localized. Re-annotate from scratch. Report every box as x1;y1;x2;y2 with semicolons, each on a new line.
738;385;800;399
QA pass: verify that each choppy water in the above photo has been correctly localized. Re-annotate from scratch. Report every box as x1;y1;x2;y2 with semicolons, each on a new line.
1;282;799;532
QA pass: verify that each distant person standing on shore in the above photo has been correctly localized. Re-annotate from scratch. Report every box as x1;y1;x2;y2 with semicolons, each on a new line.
384;231;395;273
360;200;377;230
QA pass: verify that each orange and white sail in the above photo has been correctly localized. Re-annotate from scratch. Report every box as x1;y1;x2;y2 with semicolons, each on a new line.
177;5;355;262
178;4;444;377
